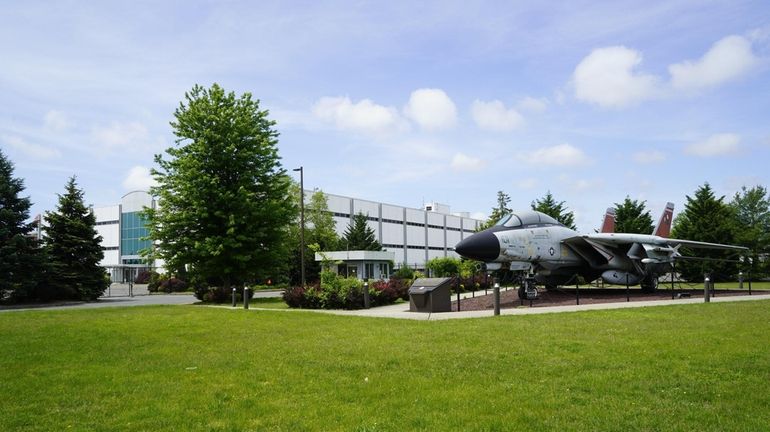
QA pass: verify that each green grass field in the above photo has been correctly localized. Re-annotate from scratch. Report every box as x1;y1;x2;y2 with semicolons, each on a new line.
2;301;770;431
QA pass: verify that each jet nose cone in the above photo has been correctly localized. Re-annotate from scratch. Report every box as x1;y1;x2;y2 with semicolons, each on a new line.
455;231;500;262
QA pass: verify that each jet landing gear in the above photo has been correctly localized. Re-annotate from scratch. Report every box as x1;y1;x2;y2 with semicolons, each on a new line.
518;276;539;301
640;275;658;293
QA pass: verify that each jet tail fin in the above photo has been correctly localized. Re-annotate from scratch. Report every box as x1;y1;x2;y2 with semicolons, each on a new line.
599;207;615;233
653;202;675;238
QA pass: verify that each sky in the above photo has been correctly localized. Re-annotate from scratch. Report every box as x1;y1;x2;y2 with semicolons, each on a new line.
2;0;769;232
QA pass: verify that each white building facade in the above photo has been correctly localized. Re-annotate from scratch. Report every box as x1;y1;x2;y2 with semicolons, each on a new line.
323;193;482;269
93;191;156;281
92;190;483;276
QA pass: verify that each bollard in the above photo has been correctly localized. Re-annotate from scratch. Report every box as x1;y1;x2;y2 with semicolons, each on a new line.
576;280;580;305
493;283;500;316
243;286;250;309
704;276;710;303
739;272;743;290
456;278;461;312
626;274;630;302
232;287;237;307
363;280;370;309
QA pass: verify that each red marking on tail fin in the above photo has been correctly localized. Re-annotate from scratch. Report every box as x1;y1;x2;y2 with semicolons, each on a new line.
600;208;615;233
653;202;674;238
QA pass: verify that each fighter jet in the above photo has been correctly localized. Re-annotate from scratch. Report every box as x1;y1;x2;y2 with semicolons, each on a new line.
454;203;747;295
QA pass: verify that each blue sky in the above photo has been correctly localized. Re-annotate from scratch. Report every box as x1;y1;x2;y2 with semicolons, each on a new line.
2;1;769;232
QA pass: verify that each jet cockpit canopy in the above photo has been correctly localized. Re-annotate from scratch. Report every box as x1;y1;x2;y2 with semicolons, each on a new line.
495;210;563;228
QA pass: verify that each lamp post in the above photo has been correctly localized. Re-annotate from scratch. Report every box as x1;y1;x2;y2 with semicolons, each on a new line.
293;166;306;287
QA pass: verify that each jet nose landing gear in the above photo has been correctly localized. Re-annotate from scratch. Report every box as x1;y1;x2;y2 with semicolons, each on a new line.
518;276;539;301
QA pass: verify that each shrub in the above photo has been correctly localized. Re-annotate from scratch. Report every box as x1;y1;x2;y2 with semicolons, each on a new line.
194;285;255;303
393;266;415;280
160;277;188;293
283;274;408;309
148;273;166;293
134;270;154;284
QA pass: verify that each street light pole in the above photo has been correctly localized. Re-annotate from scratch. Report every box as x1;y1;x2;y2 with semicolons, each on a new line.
293;166;306;287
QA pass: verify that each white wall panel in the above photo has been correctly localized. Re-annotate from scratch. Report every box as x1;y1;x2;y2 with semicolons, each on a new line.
333;216;350;236
382;223;403;244
407;249;426;266
428;249;445;261
427;228;444;246
427;212;443;226
446;215;460;229
447;231;462;250
327;195;352;214
101;250;120;266
381;204;403;221
406;226;425;246
353;200;379;217
96;225;119;247
406;208;424;224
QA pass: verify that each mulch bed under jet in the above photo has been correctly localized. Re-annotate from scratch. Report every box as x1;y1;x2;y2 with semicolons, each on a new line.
450;288;768;312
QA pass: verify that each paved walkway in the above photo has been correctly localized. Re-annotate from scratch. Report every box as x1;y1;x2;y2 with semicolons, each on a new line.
245;292;770;321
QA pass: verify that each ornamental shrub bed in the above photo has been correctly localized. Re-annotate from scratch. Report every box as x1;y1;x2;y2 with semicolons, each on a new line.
283;272;410;309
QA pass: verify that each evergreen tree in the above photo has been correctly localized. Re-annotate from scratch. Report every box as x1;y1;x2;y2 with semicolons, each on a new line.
145;84;297;291
613;196;654;234
479;190;512;230
531;191;576;230
0;150;47;302
44;176;107;300
730;185;770;279
341;213;381;251
671;183;737;282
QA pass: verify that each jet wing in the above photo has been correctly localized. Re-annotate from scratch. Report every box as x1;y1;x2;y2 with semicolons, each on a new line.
573;233;748;251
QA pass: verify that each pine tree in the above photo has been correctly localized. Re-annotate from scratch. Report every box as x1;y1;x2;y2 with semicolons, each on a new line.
145;84;297;291
671;183;737;282
44;176;107;300
0;150;47;302
342;213;381;251
531;191;576;230
613;196;654;234
479;190;512;230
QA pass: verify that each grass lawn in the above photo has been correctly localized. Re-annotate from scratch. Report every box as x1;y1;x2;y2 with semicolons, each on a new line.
2;301;770;431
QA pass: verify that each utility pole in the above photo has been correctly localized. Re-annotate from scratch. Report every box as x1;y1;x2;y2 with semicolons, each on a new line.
293;166;306;287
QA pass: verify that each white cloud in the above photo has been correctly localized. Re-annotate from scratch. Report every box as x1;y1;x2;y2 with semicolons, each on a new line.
684;133;741;157
517;96;548;113
312;96;404;135
471;100;524;131
633;150;666;164
450;152;486;172
669;35;758;91
515;177;538;190
122;165;157;191
570;178;605;192
1;134;61;159
527;143;591;166
572;46;659;108
91;121;149;151
403;88;457;131
43;110;71;132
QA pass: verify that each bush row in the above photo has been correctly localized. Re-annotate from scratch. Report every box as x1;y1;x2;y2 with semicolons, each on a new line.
283;272;409;309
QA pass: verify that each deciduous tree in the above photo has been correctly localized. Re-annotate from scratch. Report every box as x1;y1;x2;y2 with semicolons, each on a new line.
730;185;770;278
145;84;297;291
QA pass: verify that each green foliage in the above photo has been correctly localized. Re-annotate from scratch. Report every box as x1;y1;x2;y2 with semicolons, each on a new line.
288;188;340;285
44;176;108;301
671;183;738;282
341;213;381;251
730;185;770;278
425;257;460;277
479;190;512;230
144;83;297;291
613;196;654;234
392;265;415;280
0;150;48;302
283;272;407;309
531;190;576;230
